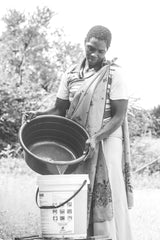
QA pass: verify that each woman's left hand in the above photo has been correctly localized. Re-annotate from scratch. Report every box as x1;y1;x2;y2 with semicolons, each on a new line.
85;135;98;158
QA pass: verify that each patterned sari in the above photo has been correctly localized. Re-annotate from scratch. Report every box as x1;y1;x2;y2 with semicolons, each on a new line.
66;62;133;233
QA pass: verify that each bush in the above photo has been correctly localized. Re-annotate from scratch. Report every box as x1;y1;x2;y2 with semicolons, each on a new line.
131;136;160;174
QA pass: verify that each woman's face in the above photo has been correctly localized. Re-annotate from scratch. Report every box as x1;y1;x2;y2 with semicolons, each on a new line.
85;37;107;68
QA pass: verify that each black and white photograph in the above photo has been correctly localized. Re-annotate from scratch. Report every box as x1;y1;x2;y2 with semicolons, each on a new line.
0;1;160;240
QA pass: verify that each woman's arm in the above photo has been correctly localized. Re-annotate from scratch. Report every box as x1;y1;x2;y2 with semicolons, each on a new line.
96;99;128;141
87;99;128;150
37;98;70;117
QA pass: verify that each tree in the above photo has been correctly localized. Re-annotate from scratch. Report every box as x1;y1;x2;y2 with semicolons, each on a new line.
128;98;153;139
0;7;84;93
0;7;54;87
0;7;83;150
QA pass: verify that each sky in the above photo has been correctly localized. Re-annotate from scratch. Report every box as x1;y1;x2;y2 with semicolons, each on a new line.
0;0;159;109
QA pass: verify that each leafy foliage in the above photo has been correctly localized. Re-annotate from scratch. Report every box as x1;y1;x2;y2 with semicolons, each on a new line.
128;98;153;139
0;7;83;151
131;136;160;176
0;8;55;87
150;105;160;136
128;100;160;175
127;98;160;140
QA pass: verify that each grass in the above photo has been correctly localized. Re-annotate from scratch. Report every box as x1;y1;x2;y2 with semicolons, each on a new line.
0;174;40;240
130;188;160;240
133;171;160;189
131;136;160;173
0;136;160;240
0;171;160;240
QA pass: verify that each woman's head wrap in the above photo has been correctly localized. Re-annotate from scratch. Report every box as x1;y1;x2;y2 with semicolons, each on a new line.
85;25;112;49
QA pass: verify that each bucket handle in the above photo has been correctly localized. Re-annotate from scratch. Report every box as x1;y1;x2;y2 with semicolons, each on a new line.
36;179;87;209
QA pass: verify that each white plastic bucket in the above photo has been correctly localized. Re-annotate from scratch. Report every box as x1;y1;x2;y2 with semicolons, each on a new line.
37;174;90;239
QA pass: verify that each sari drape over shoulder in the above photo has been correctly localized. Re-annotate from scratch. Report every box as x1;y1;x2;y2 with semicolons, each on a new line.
66;62;133;228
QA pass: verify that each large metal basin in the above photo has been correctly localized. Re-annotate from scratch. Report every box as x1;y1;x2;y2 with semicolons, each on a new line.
19;115;90;174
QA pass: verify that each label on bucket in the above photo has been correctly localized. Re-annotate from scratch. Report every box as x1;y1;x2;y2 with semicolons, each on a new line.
40;191;74;235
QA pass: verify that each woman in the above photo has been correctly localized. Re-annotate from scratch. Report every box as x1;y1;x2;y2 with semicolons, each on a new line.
25;25;133;240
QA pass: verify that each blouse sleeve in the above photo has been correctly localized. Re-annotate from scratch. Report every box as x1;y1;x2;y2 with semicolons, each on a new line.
56;71;69;100
110;67;129;100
